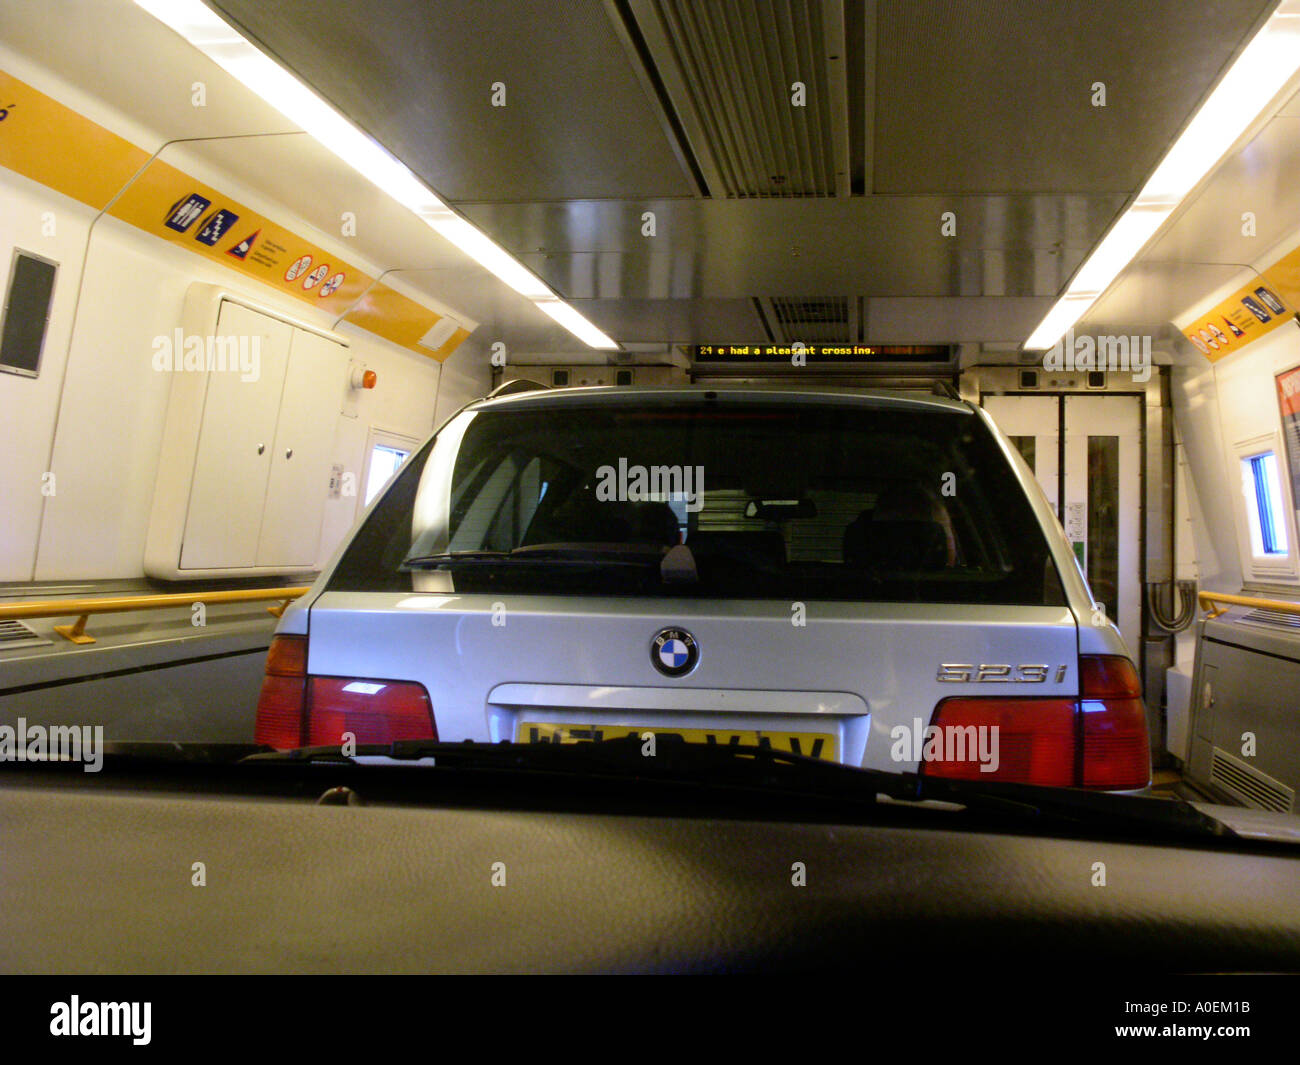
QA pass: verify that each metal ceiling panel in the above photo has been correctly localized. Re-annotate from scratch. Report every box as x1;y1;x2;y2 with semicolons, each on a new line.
871;0;1277;194
211;0;697;202
865;296;1053;344
462;193;1125;298
564;297;771;343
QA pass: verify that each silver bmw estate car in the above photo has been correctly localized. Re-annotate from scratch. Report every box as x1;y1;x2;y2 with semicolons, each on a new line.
255;386;1150;789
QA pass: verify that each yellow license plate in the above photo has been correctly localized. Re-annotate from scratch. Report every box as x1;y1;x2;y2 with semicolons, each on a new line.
517;722;838;761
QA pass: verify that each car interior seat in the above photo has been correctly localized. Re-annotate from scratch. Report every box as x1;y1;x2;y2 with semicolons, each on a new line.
843;484;956;571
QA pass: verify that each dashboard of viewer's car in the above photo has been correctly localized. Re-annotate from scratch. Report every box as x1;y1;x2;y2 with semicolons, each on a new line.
1;751;1297;974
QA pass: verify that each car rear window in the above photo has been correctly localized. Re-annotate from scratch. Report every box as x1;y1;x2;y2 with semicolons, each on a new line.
327;400;1067;605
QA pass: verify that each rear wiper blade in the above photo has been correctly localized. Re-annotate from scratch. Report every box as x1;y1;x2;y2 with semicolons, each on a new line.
240;736;1234;838
402;550;510;565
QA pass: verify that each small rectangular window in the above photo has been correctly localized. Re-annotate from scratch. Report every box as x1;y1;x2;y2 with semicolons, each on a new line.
364;444;411;505
1242;451;1288;556
0;250;58;377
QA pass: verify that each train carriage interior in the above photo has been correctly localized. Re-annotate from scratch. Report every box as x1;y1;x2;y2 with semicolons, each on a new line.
2;0;1300;997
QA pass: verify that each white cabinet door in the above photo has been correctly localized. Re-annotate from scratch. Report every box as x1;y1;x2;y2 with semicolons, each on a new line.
180;302;290;569
255;327;346;567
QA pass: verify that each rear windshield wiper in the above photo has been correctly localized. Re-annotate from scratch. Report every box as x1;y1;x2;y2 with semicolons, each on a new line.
241;735;1235;840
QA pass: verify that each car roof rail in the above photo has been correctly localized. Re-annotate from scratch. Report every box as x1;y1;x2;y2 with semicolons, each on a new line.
486;378;550;399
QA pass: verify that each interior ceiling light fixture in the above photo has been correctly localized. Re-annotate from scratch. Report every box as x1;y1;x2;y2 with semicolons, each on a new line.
1024;0;1300;351
134;0;619;350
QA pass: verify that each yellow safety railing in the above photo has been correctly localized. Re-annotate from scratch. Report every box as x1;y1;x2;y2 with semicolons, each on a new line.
0;586;310;645
1199;590;1300;620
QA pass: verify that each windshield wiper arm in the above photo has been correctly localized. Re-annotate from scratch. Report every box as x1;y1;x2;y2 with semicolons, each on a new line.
915;774;1233;838
241;736;1235;839
244;733;906;784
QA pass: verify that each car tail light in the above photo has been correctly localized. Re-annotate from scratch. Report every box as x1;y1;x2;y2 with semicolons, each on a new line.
920;655;1150;790
919;697;1078;786
254;635;437;749
304;678;436;746
254;635;309;748
1078;655;1149;789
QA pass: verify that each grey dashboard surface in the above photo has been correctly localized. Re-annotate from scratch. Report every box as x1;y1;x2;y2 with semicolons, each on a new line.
1;786;1298;973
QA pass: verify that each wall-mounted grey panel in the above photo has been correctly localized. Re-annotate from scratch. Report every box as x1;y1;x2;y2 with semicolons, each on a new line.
1188;612;1300;811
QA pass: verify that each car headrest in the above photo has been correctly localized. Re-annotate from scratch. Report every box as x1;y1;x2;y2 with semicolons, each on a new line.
629;502;682;546
522;493;633;545
843;513;950;571
523;496;683;547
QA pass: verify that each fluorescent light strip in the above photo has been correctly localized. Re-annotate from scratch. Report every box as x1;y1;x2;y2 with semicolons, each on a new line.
1025;0;1300;350
535;299;620;350
428;215;554;300
134;0;619;349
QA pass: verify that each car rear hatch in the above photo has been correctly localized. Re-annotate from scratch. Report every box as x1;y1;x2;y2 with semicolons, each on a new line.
300;591;1081;774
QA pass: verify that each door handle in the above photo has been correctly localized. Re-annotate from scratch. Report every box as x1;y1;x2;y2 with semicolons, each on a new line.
285;448;293;459
257;444;265;455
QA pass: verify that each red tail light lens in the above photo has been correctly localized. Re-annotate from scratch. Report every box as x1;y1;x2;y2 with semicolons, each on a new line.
1079;655;1150;790
305;677;436;746
254;636;308;748
254;635;437;749
920;655;1150;790
920;699;1077;786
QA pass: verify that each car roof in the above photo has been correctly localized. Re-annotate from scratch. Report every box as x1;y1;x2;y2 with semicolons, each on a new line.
467;384;974;415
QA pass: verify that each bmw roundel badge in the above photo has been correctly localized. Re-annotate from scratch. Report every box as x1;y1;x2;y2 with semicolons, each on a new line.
651;628;699;678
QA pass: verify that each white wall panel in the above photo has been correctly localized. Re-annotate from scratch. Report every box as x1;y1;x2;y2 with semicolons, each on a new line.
31;217;466;579
1171;355;1240;592
0;169;93;580
1171;321;1300;596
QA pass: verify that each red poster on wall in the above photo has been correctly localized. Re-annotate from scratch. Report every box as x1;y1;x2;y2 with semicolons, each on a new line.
1275;366;1300;502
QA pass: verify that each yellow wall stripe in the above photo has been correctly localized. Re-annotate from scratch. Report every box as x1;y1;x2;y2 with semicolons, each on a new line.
0;70;151;209
1183;246;1300;362
343;282;471;358
107;155;376;315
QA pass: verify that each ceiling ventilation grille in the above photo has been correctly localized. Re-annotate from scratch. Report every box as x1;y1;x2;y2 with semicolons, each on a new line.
1210;747;1294;813
0;618;51;650
770;296;851;341
642;0;845;197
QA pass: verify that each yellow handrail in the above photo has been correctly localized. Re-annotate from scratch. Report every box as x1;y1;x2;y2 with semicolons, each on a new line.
1199;591;1300;620
0;586;310;645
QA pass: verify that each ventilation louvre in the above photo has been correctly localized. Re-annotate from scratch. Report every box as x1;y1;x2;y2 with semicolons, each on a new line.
770;296;851;342
1240;608;1300;630
643;0;844;198
0;618;52;649
1210;747;1295;813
